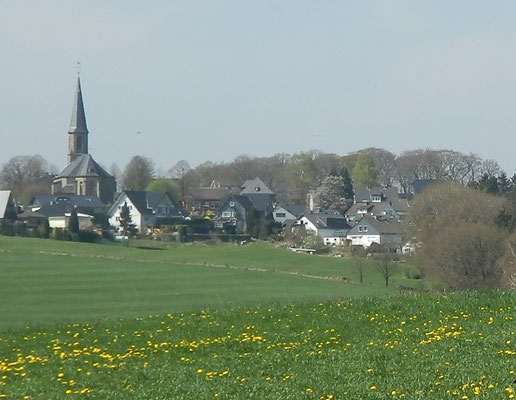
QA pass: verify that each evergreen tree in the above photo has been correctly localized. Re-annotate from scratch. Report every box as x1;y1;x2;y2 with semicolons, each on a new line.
37;219;50;239
498;173;511;195
340;167;354;200
68;208;79;235
119;202;137;238
245;206;260;238
477;173;499;194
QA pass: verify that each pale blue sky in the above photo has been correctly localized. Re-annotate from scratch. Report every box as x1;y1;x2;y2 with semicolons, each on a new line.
1;1;516;173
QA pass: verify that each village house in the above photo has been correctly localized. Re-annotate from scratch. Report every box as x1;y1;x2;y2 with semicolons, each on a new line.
345;185;409;221
273;205;307;226
213;194;253;234
189;181;234;215
33;201;93;230
295;210;351;246
240;177;276;215
346;215;403;251
108;191;183;234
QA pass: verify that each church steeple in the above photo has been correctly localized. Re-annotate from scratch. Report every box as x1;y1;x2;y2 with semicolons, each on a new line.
68;77;89;163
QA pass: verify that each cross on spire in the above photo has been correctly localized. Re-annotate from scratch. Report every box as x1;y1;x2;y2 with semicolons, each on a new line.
76;61;81;77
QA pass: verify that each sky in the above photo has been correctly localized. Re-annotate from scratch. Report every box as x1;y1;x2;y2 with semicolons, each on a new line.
1;1;516;174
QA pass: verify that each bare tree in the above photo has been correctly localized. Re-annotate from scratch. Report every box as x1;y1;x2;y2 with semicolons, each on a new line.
167;160;191;180
432;223;504;289
122;156;155;191
375;254;396;287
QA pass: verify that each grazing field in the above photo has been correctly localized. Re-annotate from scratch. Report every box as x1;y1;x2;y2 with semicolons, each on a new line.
0;291;515;399
0;236;415;328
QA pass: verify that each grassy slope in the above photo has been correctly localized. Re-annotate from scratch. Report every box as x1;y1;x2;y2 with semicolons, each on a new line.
0;291;514;399
0;237;410;328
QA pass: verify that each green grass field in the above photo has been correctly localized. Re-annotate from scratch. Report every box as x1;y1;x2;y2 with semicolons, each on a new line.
0;291;515;399
0;236;415;328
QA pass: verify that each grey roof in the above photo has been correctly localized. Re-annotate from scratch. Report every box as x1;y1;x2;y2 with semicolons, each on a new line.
354;186;399;202
245;193;274;213
240;177;274;195
69;77;89;135
346;201;397;217
390;198;410;213
57;154;113;179
282;205;308;217
115;191;183;218
220;194;254;211
37;202;75;217
349;215;403;235
0;191;12;219
302;211;350;230
32;194;105;208
411;179;441;196
17;210;47;219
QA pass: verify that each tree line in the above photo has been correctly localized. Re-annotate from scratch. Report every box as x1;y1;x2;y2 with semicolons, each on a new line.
0;148;508;207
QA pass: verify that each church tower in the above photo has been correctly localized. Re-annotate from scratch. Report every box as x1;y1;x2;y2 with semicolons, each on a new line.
68;77;89;163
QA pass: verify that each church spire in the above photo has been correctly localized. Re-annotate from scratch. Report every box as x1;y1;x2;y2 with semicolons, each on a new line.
68;76;89;163
69;77;89;135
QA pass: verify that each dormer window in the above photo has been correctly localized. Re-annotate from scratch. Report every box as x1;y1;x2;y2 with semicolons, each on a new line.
371;195;381;202
255;187;261;192
229;201;235;207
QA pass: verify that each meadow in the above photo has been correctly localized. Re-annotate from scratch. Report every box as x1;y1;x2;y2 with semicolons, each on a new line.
0;291;515;399
0;236;413;328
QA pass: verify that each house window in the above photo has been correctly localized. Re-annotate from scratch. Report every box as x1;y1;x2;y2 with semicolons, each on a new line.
358;226;363;232
276;212;286;218
222;211;231;218
363;226;368;232
116;217;120;221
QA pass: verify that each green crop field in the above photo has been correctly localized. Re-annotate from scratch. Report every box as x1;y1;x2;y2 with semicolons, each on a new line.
0;236;416;328
0;291;515;399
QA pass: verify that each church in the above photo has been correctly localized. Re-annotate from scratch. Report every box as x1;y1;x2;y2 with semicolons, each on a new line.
51;78;116;204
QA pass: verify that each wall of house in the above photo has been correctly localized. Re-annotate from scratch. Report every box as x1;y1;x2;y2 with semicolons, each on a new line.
273;208;295;224
379;233;402;246
108;197;144;233
298;217;318;234
347;234;381;248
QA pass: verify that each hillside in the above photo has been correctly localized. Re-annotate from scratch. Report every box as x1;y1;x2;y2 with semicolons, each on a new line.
0;237;416;328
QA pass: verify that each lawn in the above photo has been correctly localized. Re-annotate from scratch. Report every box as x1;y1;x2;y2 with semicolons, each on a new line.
0;291;514;399
0;237;410;328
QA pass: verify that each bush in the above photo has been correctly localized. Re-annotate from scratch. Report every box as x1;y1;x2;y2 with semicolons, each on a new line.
77;230;99;243
0;220;14;236
403;266;423;280
51;228;72;241
302;235;325;251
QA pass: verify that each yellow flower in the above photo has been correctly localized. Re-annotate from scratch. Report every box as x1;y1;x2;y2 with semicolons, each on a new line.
370;385;377;390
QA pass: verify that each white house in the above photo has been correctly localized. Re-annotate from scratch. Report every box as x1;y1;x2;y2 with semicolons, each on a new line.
0;191;15;220
273;205;307;225
295;211;351;246
346;215;403;250
108;191;183;234
48;212;93;230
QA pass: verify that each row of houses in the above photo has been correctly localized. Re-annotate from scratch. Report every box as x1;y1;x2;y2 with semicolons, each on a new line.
1;176;415;251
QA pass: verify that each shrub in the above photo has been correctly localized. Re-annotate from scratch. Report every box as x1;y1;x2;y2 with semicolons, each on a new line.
0;220;14;236
51;228;72;241
403;266;423;280
77;230;99;243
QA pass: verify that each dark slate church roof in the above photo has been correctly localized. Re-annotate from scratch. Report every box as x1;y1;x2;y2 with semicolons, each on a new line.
69;77;89;135
57;154;113;179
